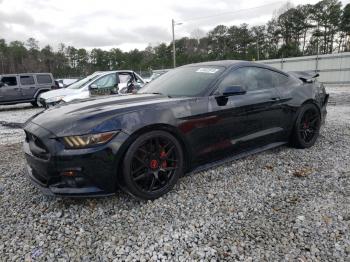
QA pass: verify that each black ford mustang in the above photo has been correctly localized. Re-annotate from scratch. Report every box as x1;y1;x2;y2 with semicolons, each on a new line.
23;61;329;200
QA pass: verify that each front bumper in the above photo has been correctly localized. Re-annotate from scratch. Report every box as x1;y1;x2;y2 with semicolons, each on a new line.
25;164;112;197
23;122;129;197
39;98;62;108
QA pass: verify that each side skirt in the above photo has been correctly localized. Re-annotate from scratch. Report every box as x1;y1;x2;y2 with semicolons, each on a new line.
0;98;35;105
189;142;287;174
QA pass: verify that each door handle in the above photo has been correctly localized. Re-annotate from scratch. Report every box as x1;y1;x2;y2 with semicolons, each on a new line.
270;97;279;101
30;86;35;89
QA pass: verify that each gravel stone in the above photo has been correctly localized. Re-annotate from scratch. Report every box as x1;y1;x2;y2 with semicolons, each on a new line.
0;87;349;260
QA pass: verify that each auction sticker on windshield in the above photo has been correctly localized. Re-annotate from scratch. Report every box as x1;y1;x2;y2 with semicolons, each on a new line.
196;68;220;74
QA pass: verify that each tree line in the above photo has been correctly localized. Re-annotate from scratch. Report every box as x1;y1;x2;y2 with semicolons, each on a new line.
0;0;349;78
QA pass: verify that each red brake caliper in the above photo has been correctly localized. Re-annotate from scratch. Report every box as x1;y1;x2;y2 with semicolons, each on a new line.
150;159;158;169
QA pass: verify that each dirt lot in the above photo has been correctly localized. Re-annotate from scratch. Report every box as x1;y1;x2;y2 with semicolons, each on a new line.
0;87;349;261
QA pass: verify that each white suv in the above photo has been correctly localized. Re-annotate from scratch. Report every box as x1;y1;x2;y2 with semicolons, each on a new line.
39;70;145;107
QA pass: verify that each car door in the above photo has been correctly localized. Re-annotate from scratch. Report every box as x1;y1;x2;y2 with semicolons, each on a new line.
203;66;286;160
189;68;249;164
118;73;133;93
238;67;288;148
90;73;118;96
19;74;37;100
0;75;21;102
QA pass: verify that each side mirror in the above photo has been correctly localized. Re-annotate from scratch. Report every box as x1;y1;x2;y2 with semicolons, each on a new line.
89;84;98;90
222;85;246;96
0;82;3;88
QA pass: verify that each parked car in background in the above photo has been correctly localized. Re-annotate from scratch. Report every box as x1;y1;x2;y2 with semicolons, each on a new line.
0;73;54;106
118;72;146;94
39;70;145;107
145;69;170;82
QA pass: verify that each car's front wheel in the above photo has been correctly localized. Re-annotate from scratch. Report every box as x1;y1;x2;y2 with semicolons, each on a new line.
31;100;39;107
291;103;321;148
122;130;184;200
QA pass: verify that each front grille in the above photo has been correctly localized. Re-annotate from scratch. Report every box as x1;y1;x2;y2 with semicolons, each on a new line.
25;131;50;160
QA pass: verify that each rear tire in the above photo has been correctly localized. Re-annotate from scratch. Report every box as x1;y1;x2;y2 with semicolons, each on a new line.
122;130;184;200
290;103;321;149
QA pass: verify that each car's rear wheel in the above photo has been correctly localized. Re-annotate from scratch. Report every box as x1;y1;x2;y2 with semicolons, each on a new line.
291;103;321;148
122;130;184;200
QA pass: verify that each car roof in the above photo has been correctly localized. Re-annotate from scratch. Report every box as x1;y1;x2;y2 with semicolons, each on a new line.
182;60;244;68
97;70;136;74
94;70;144;78
182;60;288;75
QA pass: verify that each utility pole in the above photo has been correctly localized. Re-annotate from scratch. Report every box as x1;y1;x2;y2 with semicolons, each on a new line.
316;23;320;73
256;39;260;61
171;19;182;68
0;54;3;74
172;19;175;68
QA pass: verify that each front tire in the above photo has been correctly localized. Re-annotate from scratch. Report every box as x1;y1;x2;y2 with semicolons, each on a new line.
32;92;44;107
290;103;321;148
122;130;184;200
31;100;39;107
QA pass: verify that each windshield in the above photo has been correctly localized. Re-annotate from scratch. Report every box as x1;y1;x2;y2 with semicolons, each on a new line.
67;73;100;89
139;66;225;97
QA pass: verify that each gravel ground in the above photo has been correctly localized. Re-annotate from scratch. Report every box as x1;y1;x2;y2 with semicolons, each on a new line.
0;87;349;261
0;103;42;145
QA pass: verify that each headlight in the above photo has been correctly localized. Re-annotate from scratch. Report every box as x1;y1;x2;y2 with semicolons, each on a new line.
62;131;118;149
46;96;65;103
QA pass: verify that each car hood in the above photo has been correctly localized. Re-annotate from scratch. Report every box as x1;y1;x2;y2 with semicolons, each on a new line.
40;88;82;99
28;94;190;137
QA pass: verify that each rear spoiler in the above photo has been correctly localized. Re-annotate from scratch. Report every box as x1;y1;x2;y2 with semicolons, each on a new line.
289;71;319;83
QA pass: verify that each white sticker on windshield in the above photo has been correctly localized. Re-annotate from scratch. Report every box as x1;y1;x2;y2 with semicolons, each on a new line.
196;68;220;74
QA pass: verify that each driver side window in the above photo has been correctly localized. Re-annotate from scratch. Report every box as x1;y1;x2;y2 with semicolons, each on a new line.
217;67;276;94
93;74;117;88
216;68;247;94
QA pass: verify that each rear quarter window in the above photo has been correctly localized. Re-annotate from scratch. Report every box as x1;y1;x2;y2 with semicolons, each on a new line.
271;71;289;87
20;75;35;85
36;74;52;84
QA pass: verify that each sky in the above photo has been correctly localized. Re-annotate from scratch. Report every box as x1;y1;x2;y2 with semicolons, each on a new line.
0;0;349;51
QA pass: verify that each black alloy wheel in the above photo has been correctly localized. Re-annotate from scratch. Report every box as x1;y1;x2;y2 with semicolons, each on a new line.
122;130;184;200
291;103;321;148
